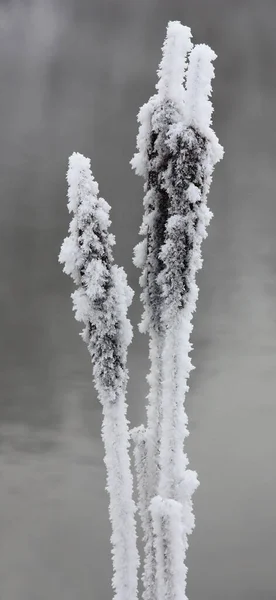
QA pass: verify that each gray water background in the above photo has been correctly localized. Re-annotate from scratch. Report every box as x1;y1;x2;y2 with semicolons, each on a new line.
1;1;276;598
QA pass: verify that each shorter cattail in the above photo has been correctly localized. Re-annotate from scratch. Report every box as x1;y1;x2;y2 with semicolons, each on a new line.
59;152;139;600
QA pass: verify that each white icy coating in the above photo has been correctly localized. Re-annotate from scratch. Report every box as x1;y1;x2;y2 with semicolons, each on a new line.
131;425;157;600
131;21;192;180
131;328;163;600
131;20;223;600
156;21;192;102
59;152;139;600
151;496;188;600
185;43;217;134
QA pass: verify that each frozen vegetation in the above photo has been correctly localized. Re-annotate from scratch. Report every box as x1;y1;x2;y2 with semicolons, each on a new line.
59;19;223;600
59;153;139;600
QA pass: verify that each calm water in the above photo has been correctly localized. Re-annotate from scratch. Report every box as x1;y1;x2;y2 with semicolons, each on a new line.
1;1;276;598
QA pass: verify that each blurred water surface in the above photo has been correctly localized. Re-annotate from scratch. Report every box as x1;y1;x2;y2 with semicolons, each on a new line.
1;1;276;599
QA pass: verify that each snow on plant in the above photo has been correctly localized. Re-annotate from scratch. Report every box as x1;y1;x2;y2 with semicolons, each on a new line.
131;24;194;600
59;19;223;600
59;152;139;600
131;20;223;600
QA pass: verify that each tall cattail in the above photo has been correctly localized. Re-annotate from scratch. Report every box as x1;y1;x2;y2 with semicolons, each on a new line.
131;23;193;600
132;21;223;600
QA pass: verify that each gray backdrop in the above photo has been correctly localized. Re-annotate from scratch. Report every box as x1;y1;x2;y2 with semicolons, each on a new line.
1;1;276;599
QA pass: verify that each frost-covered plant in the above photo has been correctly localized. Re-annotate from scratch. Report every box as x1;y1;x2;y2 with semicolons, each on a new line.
131;20;223;600
59;152;139;600
59;19;223;600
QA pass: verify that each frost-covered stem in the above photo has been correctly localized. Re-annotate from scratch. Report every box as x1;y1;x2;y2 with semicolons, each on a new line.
132;328;163;600
158;316;191;501
131;19;192;489
132;426;156;600
151;496;188;600
59;153;139;600
131;23;193;600
145;328;163;501
102;398;138;600
157;44;223;507
185;44;217;134
156;21;192;103
132;425;148;534
132;20;223;600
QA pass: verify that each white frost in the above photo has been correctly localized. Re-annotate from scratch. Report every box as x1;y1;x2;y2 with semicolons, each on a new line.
59;152;139;600
156;21;192;102
185;43;217;133
131;20;223;600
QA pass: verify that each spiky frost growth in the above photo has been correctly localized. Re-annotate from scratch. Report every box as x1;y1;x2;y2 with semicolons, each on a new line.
131;331;163;600
131;425;156;600
151;496;188;600
157;43;223;503
131;425;148;534
131;23;194;600
131;22;193;335
59;152;139;600
132;20;223;600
